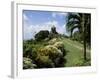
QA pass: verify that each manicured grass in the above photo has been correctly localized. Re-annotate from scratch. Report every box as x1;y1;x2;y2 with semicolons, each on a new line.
61;38;91;67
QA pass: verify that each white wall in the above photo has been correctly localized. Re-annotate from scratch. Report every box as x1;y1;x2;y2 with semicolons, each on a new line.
0;0;100;80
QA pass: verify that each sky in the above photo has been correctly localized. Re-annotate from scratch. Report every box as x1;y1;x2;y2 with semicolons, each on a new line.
23;10;70;40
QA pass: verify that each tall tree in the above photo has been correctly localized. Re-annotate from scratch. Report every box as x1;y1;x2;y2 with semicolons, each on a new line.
82;13;86;60
67;13;82;38
66;12;91;60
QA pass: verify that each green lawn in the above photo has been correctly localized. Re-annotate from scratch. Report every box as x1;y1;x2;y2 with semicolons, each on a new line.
61;38;91;67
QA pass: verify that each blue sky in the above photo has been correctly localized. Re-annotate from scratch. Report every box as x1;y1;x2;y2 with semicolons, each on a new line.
23;10;70;40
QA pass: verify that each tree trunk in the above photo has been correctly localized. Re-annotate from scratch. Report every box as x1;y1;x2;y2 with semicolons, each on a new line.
82;14;87;60
84;26;86;60
70;29;73;38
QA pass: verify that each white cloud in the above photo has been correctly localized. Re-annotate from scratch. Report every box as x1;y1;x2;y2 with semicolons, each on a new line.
24;20;68;40
52;13;56;18
24;21;54;40
52;12;68;18
23;14;29;21
59;13;68;16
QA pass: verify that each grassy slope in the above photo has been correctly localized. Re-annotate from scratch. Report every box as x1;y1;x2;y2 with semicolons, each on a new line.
61;38;91;67
28;37;91;67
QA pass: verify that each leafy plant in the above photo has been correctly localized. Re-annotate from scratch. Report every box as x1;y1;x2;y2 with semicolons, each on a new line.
35;30;49;41
23;57;37;69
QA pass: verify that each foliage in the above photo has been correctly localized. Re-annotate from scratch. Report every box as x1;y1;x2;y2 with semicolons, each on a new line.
39;45;63;59
48;38;59;45
48;26;59;39
35;55;54;68
66;13;91;45
72;31;82;42
74;58;91;66
23;43;33;58
66;13;91;60
23;57;37;69
35;41;66;68
23;22;91;69
23;36;67;68
35;30;49;41
51;26;58;34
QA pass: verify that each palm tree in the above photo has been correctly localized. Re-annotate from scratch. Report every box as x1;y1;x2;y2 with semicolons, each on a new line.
66;13;82;38
66;12;91;60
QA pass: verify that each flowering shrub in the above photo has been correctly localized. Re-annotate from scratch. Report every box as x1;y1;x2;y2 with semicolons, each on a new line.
23;38;67;68
23;57;37;69
35;55;54;68
54;42;66;56
39;45;63;59
48;38;58;45
33;41;66;68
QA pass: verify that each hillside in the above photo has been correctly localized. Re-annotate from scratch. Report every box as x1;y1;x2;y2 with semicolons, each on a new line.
23;36;91;69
